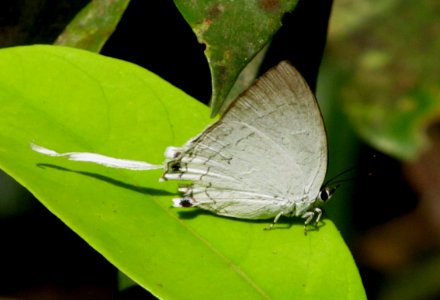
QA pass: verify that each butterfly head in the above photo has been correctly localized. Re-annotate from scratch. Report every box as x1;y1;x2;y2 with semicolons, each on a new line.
316;185;339;207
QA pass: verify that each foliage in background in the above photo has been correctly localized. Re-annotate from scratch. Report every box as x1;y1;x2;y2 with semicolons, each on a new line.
326;0;440;160
175;0;299;116
322;1;440;299
55;0;130;52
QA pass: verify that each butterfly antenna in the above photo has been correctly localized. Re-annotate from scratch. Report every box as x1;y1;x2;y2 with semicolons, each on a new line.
323;165;358;187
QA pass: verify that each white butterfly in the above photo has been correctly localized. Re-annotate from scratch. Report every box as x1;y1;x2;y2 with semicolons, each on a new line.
32;62;336;230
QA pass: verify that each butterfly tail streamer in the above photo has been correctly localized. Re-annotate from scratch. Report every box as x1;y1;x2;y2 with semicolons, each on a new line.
30;143;163;171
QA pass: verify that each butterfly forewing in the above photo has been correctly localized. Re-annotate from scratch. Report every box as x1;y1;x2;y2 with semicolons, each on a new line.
164;62;328;220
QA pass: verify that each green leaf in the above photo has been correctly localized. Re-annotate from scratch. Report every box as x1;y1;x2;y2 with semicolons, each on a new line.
174;0;299;116
0;45;365;299
54;0;131;52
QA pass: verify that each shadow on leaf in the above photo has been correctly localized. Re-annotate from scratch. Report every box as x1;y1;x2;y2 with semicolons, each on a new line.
36;163;174;196
175;207;327;233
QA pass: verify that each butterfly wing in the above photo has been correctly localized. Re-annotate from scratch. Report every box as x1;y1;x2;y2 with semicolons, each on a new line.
163;62;328;220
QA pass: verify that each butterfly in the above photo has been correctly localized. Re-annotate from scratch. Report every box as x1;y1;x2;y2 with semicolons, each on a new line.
32;61;336;230
161;62;335;229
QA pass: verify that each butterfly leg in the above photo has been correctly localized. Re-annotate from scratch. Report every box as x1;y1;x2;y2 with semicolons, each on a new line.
302;208;322;234
264;212;284;230
314;208;323;223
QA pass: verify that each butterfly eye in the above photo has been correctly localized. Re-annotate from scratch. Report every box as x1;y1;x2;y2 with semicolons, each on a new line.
319;186;338;202
319;189;330;201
